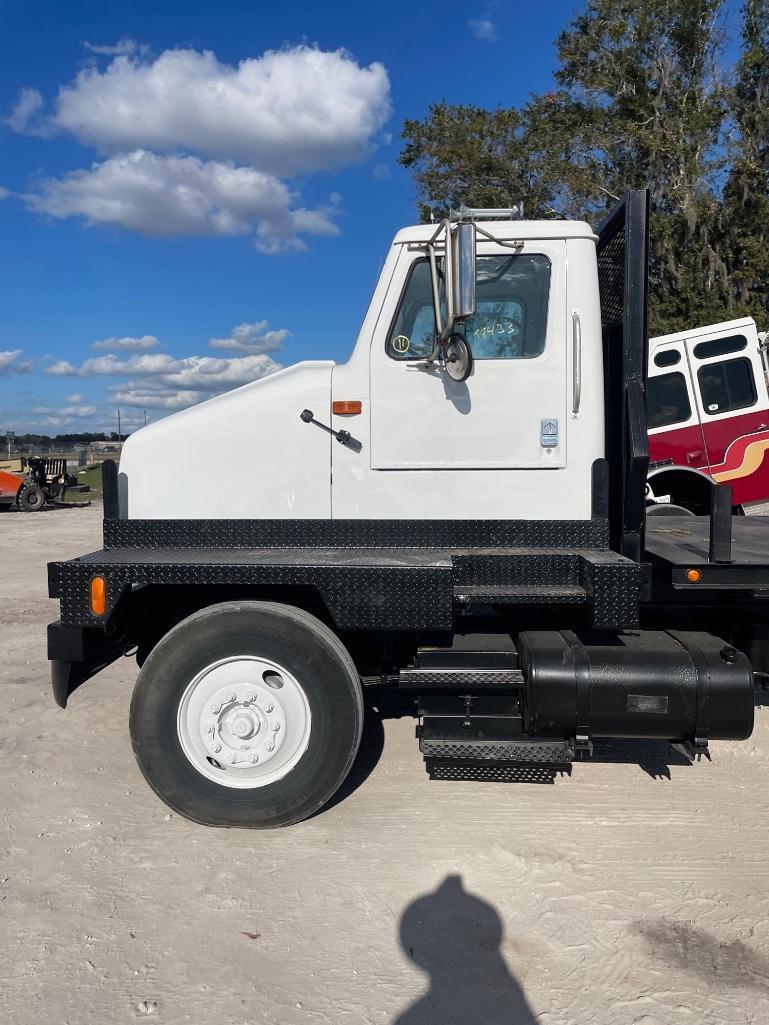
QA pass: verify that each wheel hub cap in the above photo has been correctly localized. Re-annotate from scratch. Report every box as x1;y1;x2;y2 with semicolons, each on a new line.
176;656;311;789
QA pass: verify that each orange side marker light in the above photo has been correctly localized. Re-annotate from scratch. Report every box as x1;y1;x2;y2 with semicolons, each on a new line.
332;400;362;416
686;568;702;583
90;575;107;616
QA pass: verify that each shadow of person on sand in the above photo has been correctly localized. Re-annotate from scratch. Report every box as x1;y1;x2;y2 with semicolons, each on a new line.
393;875;537;1025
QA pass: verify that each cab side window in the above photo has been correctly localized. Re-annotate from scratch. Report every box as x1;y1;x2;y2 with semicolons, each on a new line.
697;358;756;415
387;254;551;360
647;372;692;429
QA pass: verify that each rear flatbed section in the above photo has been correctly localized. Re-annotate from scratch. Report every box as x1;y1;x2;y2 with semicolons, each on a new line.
645;515;769;596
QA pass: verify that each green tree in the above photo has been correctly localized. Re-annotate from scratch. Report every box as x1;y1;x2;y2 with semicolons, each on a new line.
721;0;769;323
398;0;769;335
399;104;542;220
552;0;728;331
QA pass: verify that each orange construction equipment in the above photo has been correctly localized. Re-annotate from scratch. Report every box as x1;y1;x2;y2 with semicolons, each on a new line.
0;458;90;512
0;469;26;510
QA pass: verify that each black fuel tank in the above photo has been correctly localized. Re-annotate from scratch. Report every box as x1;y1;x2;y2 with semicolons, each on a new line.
517;630;754;742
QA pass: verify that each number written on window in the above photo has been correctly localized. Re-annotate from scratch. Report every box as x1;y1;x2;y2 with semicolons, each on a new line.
386;254;551;360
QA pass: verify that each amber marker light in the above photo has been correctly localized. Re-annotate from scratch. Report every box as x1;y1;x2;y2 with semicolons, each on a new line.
686;568;702;583
332;400;362;416
90;576;107;616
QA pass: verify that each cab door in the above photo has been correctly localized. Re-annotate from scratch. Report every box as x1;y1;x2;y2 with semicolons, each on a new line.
685;331;765;470
647;341;707;470
369;243;566;470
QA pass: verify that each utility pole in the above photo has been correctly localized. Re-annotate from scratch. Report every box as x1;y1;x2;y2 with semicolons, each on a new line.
117;409;122;442
144;409;147;427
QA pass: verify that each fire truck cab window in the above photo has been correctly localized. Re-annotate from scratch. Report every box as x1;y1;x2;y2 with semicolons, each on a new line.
693;334;748;360
697;358;757;415
647;372;692;429
653;349;681;368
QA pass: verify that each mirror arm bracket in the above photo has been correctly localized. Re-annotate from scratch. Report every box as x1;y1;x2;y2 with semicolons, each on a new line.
473;223;525;251
423;220;457;363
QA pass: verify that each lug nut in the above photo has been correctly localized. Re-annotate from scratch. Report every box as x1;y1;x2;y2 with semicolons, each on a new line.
271;722;281;733
265;703;274;714
245;691;257;703
209;703;220;714
205;723;215;734
227;693;236;703
266;742;275;752
249;753;259;764
230;754;239;765
212;743;222;753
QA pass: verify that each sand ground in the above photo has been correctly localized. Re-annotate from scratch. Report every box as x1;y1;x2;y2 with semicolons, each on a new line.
2;503;769;1025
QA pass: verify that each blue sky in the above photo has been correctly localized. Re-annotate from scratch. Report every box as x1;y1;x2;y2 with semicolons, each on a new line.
0;0;743;436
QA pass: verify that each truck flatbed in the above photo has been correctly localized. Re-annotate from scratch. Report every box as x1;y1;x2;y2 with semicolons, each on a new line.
645;515;769;596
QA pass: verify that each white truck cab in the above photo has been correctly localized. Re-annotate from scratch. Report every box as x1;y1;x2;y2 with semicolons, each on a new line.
118;215;605;520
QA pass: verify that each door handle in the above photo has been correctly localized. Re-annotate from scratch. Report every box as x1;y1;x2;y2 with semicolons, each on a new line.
686;449;705;465
571;308;582;417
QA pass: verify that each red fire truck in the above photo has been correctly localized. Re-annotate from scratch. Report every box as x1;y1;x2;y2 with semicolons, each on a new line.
646;316;769;515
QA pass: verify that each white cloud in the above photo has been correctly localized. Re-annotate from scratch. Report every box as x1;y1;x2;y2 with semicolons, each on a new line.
44;349;282;409
109;387;207;410
22;150;340;251
91;334;159;351
209;321;289;353
32;404;98;417
37;316;291;418
83;37;141;57
45;360;78;375
9;45;390;253
0;187;10;200
0;349;32;374
468;15;497;41
4;87;48;135
46;46;390;177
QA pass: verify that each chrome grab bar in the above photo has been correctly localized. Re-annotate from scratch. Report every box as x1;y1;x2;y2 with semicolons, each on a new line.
571;307;582;417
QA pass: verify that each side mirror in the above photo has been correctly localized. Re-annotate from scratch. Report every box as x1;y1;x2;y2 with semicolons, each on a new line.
452;222;476;322
424;217;477;354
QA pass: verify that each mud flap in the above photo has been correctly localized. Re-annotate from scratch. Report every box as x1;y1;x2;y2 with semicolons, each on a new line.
48;620;125;708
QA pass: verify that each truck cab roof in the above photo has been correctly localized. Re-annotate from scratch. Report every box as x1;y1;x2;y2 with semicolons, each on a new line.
651;315;758;347
393;219;599;245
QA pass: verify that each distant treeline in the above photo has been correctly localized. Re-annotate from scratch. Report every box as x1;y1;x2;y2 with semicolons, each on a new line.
9;431;128;447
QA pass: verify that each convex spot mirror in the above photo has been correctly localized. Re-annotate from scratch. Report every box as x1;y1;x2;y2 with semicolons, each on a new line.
444;333;474;382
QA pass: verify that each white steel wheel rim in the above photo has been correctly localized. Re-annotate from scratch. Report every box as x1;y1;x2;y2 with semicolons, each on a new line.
176;656;312;789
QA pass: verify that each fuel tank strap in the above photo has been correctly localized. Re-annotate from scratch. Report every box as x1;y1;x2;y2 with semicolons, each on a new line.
561;630;591;742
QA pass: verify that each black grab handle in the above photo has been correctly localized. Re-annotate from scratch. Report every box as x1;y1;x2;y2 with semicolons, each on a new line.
300;409;362;454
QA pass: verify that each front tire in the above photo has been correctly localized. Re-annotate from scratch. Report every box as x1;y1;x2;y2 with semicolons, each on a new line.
129;601;364;828
18;485;45;511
